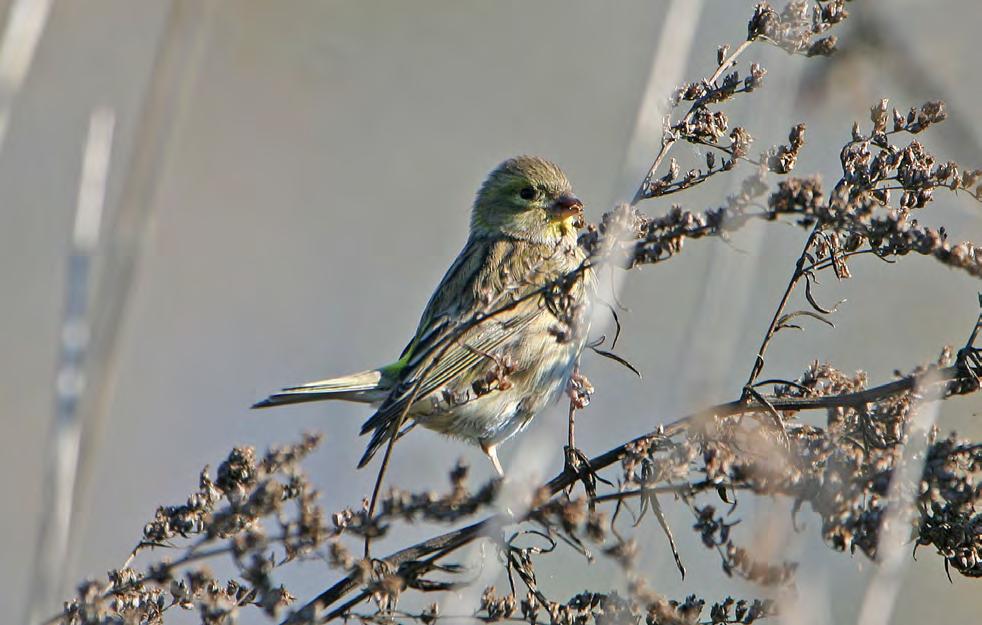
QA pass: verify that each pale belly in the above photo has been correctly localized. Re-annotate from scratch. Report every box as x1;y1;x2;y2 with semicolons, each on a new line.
410;332;585;447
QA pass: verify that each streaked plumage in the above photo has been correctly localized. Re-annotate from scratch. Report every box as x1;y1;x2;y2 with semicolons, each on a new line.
254;156;592;474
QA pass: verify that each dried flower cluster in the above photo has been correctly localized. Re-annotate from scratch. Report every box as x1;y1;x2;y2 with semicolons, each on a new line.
748;0;845;56
50;1;982;624
59;435;324;624
582;99;982;284
633;0;848;205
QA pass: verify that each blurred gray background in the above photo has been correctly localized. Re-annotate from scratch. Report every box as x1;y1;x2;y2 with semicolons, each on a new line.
3;1;981;623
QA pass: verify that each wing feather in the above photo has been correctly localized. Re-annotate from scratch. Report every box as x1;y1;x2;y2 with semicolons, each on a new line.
360;308;538;435
357;236;582;467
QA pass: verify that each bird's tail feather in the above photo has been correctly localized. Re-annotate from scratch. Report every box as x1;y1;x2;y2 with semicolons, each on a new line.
252;369;388;408
358;427;390;468
357;418;415;468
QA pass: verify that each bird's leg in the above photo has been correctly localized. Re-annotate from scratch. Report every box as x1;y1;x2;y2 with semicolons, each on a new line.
564;400;582;495
481;440;517;518
567;388;577;449
481;441;504;477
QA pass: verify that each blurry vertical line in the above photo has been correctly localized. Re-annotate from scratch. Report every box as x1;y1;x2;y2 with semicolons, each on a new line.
739;68;815;625
855;373;942;625
24;1;218;621
73;110;115;250
587;0;704;345
682;64;813;625
0;0;53;151
508;0;704;485
586;2;702;590
667;61;805;413
65;0;217;577
27;107;115;625
613;0;704;202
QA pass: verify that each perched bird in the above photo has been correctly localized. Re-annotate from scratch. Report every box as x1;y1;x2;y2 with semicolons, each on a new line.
253;156;593;475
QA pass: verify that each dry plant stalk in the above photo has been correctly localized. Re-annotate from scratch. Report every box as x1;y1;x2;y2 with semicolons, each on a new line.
51;2;982;624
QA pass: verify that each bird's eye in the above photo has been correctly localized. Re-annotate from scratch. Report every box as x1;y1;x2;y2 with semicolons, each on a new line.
519;187;537;201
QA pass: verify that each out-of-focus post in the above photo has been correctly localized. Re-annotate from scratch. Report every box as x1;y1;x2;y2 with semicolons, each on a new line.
27;106;115;625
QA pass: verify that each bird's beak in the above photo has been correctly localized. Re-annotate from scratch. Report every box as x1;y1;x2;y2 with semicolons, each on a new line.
550;194;584;222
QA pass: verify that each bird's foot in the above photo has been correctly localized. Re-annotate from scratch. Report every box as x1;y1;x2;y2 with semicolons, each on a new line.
566;371;594;409
562;445;607;502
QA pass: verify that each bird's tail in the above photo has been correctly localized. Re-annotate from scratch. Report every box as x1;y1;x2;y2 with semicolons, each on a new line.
252;369;389;408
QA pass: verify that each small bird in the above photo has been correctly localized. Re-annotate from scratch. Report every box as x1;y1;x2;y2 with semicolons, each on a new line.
253;156;593;475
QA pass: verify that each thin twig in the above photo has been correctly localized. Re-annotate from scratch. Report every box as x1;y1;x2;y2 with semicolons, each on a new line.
631;39;754;206
744;225;822;389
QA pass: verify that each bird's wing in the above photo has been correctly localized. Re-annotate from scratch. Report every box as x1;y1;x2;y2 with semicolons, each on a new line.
357;237;554;466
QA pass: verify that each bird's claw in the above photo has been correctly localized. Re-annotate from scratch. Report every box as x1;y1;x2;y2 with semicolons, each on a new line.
563;445;604;504
566;372;594;409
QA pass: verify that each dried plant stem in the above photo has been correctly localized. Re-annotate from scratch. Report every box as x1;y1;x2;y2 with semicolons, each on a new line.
567;399;576;450
363;389;420;558
744;226;821;389
285;522;490;625
631;39;753;205
855;371;943;625
40;529;328;625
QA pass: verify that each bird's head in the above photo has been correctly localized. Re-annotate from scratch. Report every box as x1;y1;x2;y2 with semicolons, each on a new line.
471;156;584;243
